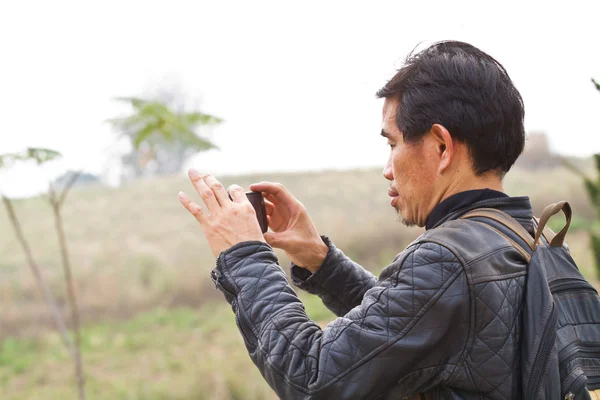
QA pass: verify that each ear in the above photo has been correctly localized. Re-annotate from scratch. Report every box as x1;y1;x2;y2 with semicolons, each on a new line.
430;124;454;174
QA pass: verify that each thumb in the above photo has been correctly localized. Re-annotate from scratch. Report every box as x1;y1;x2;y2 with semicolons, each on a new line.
263;231;287;248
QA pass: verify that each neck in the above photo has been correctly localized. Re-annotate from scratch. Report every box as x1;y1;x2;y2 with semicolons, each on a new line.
441;170;504;203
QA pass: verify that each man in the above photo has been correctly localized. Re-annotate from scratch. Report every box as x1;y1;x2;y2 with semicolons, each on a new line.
179;41;529;399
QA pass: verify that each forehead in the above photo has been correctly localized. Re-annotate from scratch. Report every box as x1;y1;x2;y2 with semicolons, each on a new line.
382;97;397;118
381;98;401;138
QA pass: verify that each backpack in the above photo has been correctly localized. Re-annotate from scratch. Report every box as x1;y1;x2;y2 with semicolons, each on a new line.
461;201;600;400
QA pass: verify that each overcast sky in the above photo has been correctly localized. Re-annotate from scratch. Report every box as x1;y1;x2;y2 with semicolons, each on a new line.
1;0;599;197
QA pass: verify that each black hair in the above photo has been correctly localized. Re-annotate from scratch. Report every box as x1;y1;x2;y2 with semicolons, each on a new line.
376;41;525;175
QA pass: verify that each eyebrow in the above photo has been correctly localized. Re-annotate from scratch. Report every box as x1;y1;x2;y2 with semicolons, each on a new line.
380;129;390;138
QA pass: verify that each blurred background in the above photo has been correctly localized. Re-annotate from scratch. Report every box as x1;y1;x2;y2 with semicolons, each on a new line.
0;1;599;399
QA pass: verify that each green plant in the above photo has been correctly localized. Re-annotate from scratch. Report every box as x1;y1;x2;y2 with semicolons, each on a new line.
108;95;223;179
563;79;600;280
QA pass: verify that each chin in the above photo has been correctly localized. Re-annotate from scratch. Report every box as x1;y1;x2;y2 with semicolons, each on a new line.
399;216;417;227
394;207;417;227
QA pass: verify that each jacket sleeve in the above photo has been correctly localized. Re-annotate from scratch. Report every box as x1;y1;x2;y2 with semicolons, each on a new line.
210;240;470;399
289;236;379;316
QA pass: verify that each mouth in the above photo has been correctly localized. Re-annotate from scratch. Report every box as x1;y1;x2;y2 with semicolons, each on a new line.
388;188;399;206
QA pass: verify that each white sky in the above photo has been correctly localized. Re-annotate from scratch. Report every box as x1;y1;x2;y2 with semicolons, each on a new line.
1;0;599;197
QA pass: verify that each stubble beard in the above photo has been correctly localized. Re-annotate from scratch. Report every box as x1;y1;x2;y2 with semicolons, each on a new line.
394;206;416;227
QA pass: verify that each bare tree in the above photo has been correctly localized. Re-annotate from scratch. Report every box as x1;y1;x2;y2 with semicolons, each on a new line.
0;148;86;400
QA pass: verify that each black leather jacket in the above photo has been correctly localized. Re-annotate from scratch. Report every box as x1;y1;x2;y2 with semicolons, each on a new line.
210;196;533;399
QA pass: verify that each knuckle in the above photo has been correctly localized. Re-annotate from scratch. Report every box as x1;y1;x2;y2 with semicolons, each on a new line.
210;182;224;191
229;185;243;193
190;175;203;183
201;189;214;199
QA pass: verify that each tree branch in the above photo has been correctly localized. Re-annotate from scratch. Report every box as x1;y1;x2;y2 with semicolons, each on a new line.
52;199;86;400
0;191;75;354
57;171;82;208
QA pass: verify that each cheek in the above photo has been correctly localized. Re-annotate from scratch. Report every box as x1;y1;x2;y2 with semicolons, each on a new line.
393;151;432;199
392;152;415;187
391;151;406;178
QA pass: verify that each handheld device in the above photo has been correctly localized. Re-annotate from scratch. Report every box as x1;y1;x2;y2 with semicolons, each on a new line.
229;191;268;233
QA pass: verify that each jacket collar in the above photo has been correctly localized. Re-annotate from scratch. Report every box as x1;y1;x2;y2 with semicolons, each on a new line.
431;196;534;234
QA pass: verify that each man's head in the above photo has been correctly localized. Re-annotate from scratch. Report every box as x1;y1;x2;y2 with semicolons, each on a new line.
378;41;525;227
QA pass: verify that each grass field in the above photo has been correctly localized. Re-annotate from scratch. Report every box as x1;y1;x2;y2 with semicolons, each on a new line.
0;162;598;399
0;297;336;400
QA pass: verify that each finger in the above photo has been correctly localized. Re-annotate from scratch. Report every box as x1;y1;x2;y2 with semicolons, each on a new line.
263;230;289;248
178;191;206;223
227;184;246;203
263;193;281;207
263;231;279;247
202;174;230;206
249;182;295;206
188;169;219;212
264;199;275;215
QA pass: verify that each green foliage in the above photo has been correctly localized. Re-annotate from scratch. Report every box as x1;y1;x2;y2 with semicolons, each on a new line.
591;233;600;280
24;148;62;165
0;337;39;374
568;81;600;279
108;97;221;151
0;148;62;170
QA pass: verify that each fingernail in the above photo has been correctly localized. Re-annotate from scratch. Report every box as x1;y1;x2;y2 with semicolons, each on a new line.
178;191;187;200
188;169;199;178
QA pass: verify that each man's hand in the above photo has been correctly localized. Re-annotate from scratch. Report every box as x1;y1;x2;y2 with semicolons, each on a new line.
179;169;265;257
249;181;327;273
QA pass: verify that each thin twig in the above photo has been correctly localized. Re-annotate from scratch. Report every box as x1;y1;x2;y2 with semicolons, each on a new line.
51;198;86;400
57;171;82;208
47;178;57;204
0;193;75;354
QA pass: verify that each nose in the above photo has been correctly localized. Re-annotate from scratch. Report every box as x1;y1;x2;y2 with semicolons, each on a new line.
383;154;393;181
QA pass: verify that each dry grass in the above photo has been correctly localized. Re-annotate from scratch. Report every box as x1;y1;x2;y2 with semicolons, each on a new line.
0;163;599;399
0;168;421;337
0;164;598;337
0;163;597;337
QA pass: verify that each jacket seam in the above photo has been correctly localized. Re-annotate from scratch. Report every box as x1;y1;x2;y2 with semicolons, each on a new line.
414;239;473;386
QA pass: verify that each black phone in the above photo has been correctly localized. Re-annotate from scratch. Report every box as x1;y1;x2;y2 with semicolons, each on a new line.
229;191;268;233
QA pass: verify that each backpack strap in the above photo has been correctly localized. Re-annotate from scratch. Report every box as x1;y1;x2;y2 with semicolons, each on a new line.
532;217;556;245
460;208;535;260
460;201;572;252
534;201;571;248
